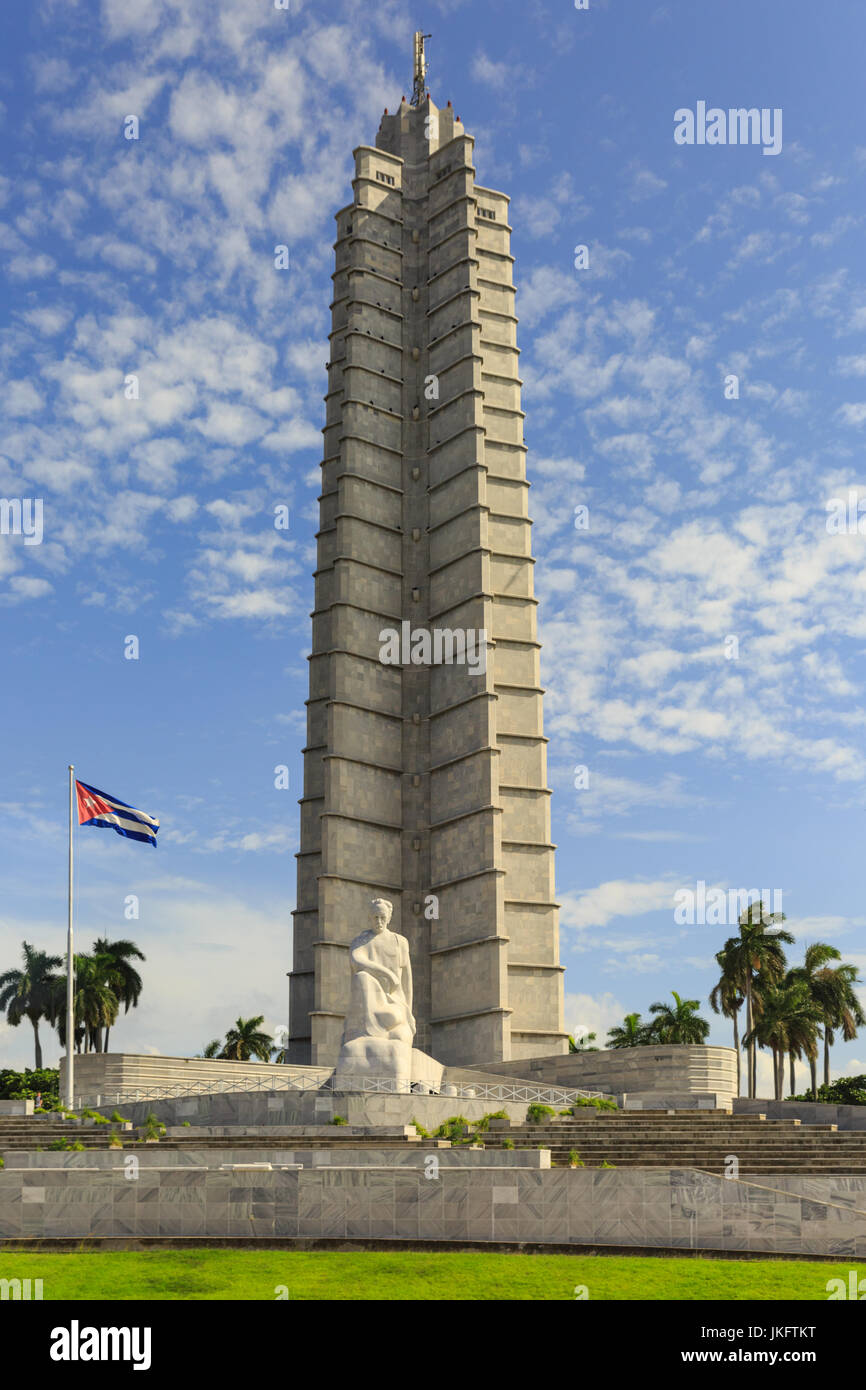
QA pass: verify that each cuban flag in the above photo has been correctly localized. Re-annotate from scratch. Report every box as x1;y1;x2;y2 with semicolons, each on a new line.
75;780;159;847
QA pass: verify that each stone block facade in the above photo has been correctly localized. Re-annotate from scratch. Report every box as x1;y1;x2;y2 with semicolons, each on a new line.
289;91;566;1069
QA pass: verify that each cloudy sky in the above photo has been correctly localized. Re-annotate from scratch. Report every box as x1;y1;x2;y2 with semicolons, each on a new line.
1;0;865;1093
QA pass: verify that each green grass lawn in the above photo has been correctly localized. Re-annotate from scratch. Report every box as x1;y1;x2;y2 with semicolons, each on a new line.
0;1248;861;1300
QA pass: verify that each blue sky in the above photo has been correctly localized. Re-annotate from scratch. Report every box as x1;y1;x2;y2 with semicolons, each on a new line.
1;0;865;1092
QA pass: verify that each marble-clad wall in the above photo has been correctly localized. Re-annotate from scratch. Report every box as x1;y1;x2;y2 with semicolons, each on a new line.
1;1148;547;1171
2;1166;865;1255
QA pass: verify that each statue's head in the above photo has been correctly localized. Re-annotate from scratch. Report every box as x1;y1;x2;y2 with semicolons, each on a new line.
370;897;393;930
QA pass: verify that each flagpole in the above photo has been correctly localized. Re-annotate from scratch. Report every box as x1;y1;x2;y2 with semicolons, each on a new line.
65;764;74;1109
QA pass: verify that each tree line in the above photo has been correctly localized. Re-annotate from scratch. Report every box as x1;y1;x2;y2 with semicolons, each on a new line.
573;903;864;1101
0;939;144;1064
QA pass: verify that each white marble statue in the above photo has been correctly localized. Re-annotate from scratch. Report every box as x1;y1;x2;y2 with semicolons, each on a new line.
333;898;415;1090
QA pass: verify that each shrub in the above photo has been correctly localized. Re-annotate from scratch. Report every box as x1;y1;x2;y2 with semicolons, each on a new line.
567;1150;584;1168
433;1115;471;1143
110;1111;127;1124
108;1134;123;1150
599;1160;616;1169
790;1076;866;1107
502;1138;514;1149
472;1110;511;1132
141;1112;166;1142
409;1117;430;1138
526;1103;555;1124
46;1134;84;1156
330;1115;348;1126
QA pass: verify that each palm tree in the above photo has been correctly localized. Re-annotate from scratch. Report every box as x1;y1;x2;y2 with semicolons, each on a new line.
50;955;119;1054
91;938;145;1051
719;901;793;1098
786;943;839;1097
568;1031;598;1052
784;993;822;1100
743;979;822;1101
813;963;865;1089
648;991;710;1044
220;1016;273;1062
710;946;745;1097
606;1013;650;1048
199;1040;223;1059
0;942;63;1068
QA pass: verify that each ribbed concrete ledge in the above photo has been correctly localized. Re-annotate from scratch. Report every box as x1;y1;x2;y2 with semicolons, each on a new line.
463;1046;738;1103
59;1053;332;1098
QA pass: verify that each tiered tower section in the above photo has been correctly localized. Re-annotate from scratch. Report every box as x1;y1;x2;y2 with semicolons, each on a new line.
288;91;567;1068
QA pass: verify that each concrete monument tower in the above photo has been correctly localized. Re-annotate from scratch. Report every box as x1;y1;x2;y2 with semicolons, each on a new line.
288;36;567;1069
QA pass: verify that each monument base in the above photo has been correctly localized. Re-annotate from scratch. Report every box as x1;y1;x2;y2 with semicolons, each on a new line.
410;1048;445;1092
332;1046;444;1095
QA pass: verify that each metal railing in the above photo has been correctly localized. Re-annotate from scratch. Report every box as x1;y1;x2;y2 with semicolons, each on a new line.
71;1071;614;1110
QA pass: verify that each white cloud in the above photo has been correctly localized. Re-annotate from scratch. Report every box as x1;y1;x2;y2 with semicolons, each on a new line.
4;380;45;416
560;878;681;931
1;576;54;603
563;991;625;1048
7;252;56;279
628;166;667;200
471;52;511;89
21;307;71;335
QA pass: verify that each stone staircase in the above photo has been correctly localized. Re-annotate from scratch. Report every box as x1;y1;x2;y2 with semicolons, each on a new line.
0;1114;429;1158
156;1133;427;1152
0;1115;116;1153
7;1109;866;1174
481;1110;866;1174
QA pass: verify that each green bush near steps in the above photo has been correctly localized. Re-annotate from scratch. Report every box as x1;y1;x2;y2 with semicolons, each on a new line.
526;1103;556;1124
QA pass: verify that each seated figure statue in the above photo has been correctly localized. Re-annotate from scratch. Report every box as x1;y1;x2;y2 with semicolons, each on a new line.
333;897;415;1091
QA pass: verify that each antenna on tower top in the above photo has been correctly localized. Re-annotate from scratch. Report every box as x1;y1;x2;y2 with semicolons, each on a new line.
411;31;431;106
